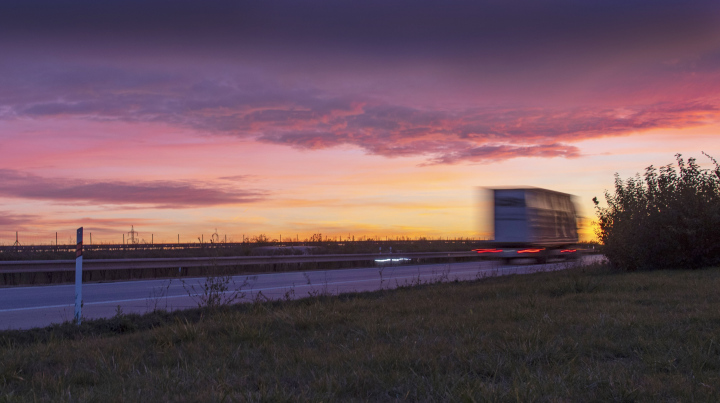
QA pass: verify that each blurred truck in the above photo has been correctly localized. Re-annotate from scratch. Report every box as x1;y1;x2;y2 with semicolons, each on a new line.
474;188;580;262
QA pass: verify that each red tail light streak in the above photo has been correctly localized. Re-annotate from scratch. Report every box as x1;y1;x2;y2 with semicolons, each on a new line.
473;248;503;253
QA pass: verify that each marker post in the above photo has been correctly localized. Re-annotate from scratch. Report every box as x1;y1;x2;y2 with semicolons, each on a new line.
75;227;83;325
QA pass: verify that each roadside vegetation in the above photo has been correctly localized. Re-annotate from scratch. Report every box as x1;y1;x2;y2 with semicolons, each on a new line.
594;153;720;271
2;261;719;401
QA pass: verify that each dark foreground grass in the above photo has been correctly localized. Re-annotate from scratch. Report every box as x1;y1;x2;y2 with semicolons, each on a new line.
2;263;720;401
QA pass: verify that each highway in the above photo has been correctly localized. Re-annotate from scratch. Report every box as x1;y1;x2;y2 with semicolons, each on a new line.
0;256;602;330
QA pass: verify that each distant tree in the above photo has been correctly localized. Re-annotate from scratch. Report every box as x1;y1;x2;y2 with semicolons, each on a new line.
252;234;270;244
594;153;720;270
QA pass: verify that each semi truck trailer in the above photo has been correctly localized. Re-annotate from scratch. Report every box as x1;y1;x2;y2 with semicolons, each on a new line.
474;187;580;263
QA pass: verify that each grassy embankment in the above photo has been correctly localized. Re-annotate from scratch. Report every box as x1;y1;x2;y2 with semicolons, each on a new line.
2;262;719;401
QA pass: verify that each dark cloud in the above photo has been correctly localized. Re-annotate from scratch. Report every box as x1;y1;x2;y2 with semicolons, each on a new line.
1;0;717;60
0;170;268;208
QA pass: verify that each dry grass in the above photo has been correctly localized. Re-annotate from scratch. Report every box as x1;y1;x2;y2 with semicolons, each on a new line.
2;262;720;401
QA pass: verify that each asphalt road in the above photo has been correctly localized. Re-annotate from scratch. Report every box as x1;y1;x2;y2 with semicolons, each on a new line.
0;256;602;330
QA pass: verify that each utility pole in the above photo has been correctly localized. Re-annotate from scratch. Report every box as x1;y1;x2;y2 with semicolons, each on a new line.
75;227;83;325
128;226;138;245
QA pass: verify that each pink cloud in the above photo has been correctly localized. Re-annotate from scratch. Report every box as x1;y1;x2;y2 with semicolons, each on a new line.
1;64;718;165
0;170;268;208
0;212;37;227
424;143;581;165
255;101;718;163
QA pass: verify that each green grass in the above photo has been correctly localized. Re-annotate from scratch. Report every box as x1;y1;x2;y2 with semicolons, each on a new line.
2;263;720;401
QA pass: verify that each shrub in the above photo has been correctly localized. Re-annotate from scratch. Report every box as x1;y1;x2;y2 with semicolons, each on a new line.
594;153;720;270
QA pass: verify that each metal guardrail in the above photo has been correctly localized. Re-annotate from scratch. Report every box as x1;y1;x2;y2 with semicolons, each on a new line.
0;240;483;254
0;252;479;274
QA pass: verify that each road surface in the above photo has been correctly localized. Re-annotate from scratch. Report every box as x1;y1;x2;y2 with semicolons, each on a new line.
0;256;602;330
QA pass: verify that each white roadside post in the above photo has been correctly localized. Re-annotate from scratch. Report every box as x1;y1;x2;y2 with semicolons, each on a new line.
75;227;83;325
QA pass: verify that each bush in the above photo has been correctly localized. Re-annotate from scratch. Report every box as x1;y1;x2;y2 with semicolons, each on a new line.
594;153;720;270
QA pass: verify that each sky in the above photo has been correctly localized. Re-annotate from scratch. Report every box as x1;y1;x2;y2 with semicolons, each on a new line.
1;0;720;245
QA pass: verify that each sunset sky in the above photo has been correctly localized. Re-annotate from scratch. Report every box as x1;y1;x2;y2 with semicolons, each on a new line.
1;0;719;245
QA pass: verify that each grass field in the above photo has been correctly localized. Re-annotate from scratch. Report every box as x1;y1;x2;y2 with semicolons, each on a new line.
2;262;719;401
